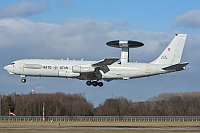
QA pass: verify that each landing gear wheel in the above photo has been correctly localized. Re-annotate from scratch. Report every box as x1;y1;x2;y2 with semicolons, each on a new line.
86;81;92;86
92;81;98;87
98;82;103;87
21;78;26;83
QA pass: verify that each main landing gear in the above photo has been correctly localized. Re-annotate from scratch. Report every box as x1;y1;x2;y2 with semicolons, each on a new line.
86;81;103;87
21;77;26;83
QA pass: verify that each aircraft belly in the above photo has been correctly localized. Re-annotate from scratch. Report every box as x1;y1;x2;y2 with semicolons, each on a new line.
102;69;141;79
103;65;164;79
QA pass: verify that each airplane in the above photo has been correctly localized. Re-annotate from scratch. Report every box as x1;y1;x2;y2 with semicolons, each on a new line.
4;34;188;87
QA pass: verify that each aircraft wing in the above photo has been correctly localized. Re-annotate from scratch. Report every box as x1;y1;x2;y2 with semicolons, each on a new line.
92;58;119;67
91;58;119;74
162;62;189;71
76;58;119;81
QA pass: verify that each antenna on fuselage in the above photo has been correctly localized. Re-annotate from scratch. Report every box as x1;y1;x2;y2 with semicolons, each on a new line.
106;40;144;64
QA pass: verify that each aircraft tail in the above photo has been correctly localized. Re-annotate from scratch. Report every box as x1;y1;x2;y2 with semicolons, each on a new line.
151;34;187;65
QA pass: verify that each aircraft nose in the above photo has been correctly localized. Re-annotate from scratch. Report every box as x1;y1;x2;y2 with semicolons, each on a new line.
4;65;8;71
4;65;11;71
4;65;14;74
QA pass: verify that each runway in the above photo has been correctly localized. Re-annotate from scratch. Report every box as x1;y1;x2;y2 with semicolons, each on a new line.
0;126;200;131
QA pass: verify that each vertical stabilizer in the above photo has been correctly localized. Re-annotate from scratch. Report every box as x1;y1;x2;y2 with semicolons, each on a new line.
151;34;187;65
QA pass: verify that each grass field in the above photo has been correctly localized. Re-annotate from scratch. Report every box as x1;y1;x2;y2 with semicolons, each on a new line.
0;121;200;127
0;121;199;133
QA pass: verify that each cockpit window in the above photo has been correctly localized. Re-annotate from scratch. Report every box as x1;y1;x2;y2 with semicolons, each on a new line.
10;63;15;65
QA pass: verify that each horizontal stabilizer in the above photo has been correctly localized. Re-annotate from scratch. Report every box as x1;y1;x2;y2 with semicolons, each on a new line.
162;62;189;72
92;58;119;67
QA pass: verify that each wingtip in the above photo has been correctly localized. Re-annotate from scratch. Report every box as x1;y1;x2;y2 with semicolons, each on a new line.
175;34;187;37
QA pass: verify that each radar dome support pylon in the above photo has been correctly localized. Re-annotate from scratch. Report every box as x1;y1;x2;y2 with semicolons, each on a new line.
106;40;144;64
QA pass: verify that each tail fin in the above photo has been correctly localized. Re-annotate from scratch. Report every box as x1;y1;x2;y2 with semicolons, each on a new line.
151;34;187;65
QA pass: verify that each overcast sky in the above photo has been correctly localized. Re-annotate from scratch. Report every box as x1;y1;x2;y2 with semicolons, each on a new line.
0;0;200;107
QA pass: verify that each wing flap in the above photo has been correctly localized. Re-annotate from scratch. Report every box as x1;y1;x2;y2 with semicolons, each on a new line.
162;62;189;71
92;58;119;67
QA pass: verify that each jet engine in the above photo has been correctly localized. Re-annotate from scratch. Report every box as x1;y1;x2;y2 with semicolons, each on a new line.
72;65;95;73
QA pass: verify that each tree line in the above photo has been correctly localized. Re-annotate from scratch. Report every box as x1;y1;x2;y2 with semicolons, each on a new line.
1;92;200;116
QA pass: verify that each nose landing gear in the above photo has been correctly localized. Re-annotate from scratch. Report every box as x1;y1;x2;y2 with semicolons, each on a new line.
86;80;103;87
21;78;26;83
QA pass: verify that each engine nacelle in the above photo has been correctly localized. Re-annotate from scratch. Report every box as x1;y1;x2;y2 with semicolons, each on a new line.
66;71;80;77
72;65;95;73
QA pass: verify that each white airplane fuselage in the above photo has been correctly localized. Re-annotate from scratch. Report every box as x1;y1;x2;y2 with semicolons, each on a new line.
4;59;167;80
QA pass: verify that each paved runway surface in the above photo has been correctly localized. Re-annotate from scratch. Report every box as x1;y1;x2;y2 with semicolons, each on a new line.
0;126;200;131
